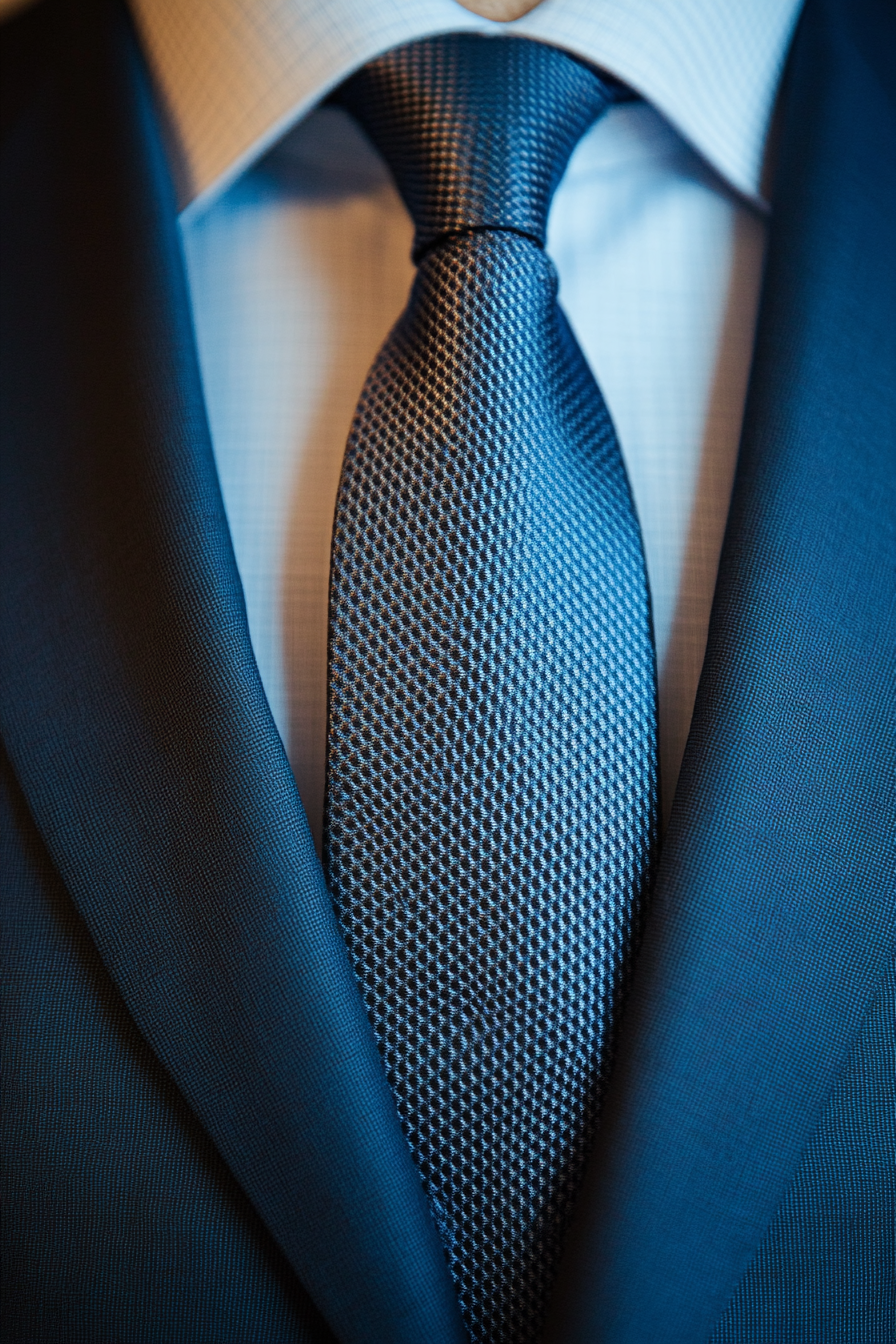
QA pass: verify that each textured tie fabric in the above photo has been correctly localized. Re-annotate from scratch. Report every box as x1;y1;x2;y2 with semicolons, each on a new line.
326;35;658;1343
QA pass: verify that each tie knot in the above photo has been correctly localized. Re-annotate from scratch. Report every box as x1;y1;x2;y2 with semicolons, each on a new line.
336;34;619;261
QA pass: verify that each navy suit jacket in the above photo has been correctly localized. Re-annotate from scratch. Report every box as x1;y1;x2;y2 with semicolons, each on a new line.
1;0;893;1340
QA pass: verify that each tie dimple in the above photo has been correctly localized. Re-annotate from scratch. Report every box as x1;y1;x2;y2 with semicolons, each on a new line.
335;34;615;258
326;35;658;1344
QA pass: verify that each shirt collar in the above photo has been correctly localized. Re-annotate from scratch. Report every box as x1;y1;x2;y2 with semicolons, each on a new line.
129;0;804;219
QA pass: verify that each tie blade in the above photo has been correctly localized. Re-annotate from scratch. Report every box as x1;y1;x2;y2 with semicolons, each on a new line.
327;231;657;1342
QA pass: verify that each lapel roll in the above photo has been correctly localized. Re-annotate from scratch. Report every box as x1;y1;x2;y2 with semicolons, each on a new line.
0;2;466;1341
548;0;896;1339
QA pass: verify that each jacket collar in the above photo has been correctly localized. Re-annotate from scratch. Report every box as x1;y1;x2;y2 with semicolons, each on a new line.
549;0;896;1336
0;2;465;1341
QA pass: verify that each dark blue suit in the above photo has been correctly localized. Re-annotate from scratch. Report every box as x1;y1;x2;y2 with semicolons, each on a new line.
1;0;893;1339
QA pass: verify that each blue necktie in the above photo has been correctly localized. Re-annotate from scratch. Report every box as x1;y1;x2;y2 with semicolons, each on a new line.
327;35;658;1343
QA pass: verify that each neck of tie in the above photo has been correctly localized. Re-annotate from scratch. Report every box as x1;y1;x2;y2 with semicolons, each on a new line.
327;36;658;1343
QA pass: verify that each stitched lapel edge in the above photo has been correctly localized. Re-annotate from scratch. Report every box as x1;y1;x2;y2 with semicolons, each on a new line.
548;0;896;1338
0;3;466;1341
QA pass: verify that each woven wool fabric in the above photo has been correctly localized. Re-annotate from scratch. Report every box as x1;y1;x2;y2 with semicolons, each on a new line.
326;36;658;1342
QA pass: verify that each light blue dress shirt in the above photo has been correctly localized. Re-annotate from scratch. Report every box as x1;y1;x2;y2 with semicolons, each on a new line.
128;0;803;843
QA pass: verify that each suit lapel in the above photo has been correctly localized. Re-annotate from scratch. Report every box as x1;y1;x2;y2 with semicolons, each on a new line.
0;3;465;1342
549;0;896;1338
